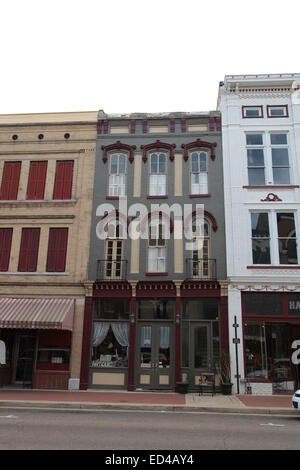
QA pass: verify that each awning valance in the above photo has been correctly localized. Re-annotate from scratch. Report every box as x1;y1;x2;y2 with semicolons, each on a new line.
0;298;74;331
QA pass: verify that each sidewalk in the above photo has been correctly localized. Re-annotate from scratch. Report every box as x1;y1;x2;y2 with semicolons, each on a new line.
0;388;297;415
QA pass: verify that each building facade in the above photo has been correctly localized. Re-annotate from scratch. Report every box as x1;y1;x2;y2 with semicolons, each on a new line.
0;111;97;390
80;111;228;391
219;74;300;394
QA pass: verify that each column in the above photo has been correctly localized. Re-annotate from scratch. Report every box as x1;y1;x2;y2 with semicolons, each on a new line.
174;281;182;389
79;281;94;390
128;281;138;391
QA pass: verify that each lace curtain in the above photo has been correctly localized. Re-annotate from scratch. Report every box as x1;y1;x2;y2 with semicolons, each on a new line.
92;322;130;347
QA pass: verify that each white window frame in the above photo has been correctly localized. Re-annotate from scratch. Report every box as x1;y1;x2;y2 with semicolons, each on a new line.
108;153;127;196
250;210;299;266
147;216;166;272
267;105;288;118
190;151;209;195
242;106;263;118
246;132;291;186
148;152;167;196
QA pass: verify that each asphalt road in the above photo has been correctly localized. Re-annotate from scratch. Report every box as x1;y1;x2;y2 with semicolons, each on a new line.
0;408;299;451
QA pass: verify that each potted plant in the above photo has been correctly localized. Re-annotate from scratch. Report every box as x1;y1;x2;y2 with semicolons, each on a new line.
217;350;233;395
176;369;192;394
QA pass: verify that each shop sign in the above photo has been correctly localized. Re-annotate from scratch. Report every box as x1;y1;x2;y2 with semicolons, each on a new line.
288;296;300;315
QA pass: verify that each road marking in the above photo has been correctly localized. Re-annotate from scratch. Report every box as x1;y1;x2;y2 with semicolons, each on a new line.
260;423;285;427
0;415;18;419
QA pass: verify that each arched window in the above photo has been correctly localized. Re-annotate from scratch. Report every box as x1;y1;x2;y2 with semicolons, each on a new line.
190;151;208;195
108;153;127;196
191;216;210;279
148;215;166;272
149;152;167;196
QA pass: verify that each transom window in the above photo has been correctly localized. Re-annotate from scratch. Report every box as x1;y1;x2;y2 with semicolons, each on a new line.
108;153;126;196
149;153;167;196
251;211;298;265
246;132;290;186
190;151;208;195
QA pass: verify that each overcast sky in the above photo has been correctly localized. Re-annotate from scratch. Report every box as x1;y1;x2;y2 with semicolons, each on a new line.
1;0;299;115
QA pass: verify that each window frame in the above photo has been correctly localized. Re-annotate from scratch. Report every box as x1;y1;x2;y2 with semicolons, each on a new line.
108;152;127;197
250;210;299;266
267;105;288;118
0;161;21;200
26;160;48;200
242;106;263;119
46;227;69;273
0;228;13;271
18;227;41;272
147;216;167;273
190;150;209;196
246;132;291;186
148;152;168;197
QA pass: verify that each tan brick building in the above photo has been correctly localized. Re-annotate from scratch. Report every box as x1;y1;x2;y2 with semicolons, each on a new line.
0;111;97;389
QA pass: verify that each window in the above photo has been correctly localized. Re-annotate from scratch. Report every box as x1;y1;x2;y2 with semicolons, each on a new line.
18;228;40;272
104;239;123;279
148;216;166;272
246;133;290;185
190;217;212;278
0;162;21;200
46;228;68;272
190;151;208;195
27;161;47;200
267;105;288;118
242;106;263;118
0;228;13;271
91;323;129;368
108;153;126;196
138;299;175;320
149;153;167;196
251;212;298;265
53;161;74;200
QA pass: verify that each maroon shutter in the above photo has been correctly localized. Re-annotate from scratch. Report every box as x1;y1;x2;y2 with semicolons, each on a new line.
62;161;74;200
18;228;40;272
35;161;47;199
53;162;65;199
0;162;21;200
0;228;13;271
46;228;68;272
27;162;38;200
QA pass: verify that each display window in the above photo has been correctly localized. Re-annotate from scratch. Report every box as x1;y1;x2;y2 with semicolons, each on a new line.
91;323;129;368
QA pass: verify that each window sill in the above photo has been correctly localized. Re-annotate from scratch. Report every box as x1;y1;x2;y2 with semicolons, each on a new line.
147;195;168;199
243;185;299;189
247;265;300;269
0;272;70;275
189;194;211;198
106;196;127;200
146;272;168;276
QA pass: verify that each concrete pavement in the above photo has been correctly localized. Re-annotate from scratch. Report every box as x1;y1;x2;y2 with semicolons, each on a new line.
0;388;297;415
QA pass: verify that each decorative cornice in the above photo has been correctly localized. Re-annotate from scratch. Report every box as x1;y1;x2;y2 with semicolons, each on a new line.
101;141;136;164
261;193;282;202
140;140;176;162
181;139;217;162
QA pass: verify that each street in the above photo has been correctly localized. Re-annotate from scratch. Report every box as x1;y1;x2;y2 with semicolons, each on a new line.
0;408;299;451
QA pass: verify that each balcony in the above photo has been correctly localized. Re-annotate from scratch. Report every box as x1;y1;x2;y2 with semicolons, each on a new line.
186;258;217;280
96;259;128;281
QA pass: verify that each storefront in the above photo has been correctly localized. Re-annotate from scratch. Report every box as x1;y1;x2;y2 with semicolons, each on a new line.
0;298;74;390
242;292;300;393
80;280;229;391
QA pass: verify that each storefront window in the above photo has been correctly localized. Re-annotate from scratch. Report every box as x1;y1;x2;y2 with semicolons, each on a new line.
244;323;292;379
138;299;175;320
244;294;282;316
182;299;219;320
91;323;129;368
94;299;130;320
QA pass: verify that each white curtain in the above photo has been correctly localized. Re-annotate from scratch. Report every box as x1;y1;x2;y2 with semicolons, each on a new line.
160;326;170;349
111;323;130;347
92;322;110;347
141;326;152;347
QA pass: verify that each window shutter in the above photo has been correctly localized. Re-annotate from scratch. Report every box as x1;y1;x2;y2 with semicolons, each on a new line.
46;228;68;272
27;161;47;200
53;161;73;200
0;162;21;200
0;228;13;271
53;161;65;199
18;228;40;272
62;161;74;200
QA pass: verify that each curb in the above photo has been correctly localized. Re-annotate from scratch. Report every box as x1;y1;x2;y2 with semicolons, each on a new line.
0;400;298;416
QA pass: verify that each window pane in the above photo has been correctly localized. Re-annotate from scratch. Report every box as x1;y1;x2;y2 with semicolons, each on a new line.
251;213;270;237
159;154;166;173
119;155;126;173
271;134;287;145
252;239;271;264
151;154;158;173
273;168;290;184
138;300;175;320
182;299;219;320
91;325;129;368
199;173;208;193
248;168;265;185
277;213;296;237
149;174;157;195
244;294;282;315
157;174;166;195
140;326;152;367
94;299;130;320
288;295;300;315
181;323;189;367
270;107;285;116
199;152;207;171
245;108;261;117
192;153;198;172
110;155;118;173
247;149;264;166
246;134;263;146
272;148;289;166
244;324;267;378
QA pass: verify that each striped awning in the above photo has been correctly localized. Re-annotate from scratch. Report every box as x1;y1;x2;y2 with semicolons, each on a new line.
0;298;74;331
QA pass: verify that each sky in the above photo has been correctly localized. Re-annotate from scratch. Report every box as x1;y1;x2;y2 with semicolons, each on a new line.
1;0;299;115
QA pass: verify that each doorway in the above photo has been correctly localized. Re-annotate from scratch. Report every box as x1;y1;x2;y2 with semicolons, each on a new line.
13;333;37;385
136;323;174;390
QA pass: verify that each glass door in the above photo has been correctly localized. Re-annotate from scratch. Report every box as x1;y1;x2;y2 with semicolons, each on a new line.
191;323;212;370
137;324;173;389
14;334;37;384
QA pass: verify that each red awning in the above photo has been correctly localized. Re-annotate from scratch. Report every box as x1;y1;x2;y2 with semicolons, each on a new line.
0;298;74;330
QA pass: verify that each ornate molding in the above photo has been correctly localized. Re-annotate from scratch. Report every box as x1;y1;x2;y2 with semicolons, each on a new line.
261;193;282;202
140;140;176;162
231;284;300;292
181;139;217;162
101;141;136;164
